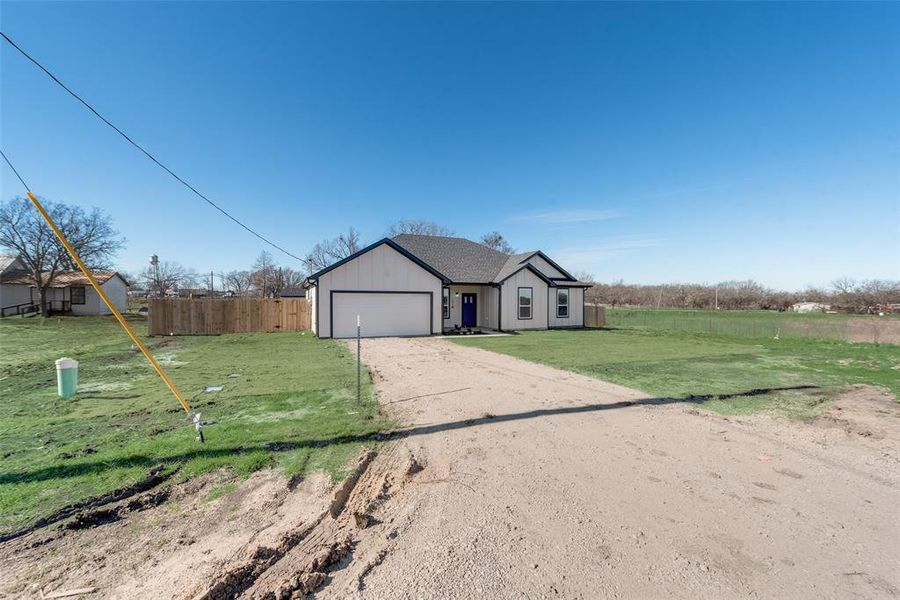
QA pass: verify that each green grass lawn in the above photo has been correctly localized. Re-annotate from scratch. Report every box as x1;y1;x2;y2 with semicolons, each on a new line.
0;316;386;534
606;307;893;342
452;327;899;420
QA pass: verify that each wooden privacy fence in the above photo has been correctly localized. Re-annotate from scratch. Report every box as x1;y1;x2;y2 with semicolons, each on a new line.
584;304;606;328
149;298;310;335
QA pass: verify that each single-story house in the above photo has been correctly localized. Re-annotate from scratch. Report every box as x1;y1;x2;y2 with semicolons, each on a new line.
0;254;130;316
303;234;592;339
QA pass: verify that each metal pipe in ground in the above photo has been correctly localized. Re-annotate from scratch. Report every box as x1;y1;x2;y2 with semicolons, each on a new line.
357;314;361;404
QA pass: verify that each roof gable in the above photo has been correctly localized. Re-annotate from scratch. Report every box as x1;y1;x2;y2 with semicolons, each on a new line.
306;234;581;286
495;263;556;286
0;254;25;273
306;238;449;283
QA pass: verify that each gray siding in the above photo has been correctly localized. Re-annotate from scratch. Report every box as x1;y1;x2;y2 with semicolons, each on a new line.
500;269;549;330
314;243;442;338
548;286;584;328
526;255;568;279
444;285;496;329
0;284;32;308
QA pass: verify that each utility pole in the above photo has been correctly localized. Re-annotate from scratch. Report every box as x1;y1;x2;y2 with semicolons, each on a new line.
715;286;719;310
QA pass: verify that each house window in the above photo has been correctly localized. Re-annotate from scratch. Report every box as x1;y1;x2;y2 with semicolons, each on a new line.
442;288;450;319
70;286;86;305
557;288;569;318
518;287;532;320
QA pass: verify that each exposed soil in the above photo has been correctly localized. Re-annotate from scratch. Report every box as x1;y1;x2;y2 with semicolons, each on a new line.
319;337;900;599
2;337;898;599
0;443;422;600
0;468;335;599
813;384;900;446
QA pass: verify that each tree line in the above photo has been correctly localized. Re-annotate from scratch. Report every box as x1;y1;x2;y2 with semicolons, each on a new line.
138;220;517;296
581;278;900;312
0;196;519;308
5;196;891;314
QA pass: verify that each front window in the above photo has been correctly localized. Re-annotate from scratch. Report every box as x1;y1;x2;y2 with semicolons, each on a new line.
557;288;569;318
518;287;532;320
70;286;86;305
442;288;450;319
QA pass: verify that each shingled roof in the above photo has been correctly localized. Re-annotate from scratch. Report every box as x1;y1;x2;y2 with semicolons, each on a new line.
391;234;511;283
306;234;592;287
0;270;127;287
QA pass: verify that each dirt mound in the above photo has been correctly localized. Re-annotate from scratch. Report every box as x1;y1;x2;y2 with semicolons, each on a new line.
814;385;900;442
0;444;423;600
0;468;332;599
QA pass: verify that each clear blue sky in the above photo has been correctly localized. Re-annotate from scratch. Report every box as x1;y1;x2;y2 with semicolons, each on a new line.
2;1;898;289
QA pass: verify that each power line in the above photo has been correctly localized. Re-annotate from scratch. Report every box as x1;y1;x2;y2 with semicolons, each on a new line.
1;149;31;190
0;30;304;262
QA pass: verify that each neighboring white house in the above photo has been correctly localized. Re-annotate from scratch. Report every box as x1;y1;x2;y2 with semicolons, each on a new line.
0;254;130;316
303;235;592;339
790;302;831;313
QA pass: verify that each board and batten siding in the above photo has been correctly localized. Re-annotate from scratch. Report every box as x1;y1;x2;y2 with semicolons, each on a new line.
500;269;548;330
444;285;496;329
547;286;584;328
525;255;568;279
313;243;443;338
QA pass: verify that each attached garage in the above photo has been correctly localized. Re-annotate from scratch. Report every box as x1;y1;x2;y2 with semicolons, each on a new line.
305;239;447;339
331;291;433;339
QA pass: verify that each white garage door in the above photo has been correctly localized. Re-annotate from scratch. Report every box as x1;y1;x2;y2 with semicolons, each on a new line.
332;292;431;338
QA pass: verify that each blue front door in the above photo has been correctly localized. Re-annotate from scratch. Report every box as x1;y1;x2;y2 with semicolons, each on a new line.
461;293;477;327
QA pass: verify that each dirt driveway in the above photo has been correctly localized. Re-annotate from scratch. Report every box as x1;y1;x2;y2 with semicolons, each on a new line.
324;336;900;599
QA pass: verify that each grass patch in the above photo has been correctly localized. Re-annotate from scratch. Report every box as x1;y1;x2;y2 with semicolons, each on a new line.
606;307;892;341
451;327;899;420
204;482;238;503
0;316;388;534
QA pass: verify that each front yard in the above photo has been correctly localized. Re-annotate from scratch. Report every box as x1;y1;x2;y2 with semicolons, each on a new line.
0;317;386;535
451;327;899;419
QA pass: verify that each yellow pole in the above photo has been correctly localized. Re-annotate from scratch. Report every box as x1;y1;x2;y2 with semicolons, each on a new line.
25;191;193;415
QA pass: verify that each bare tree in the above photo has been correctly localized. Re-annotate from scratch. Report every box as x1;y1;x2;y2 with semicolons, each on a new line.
332;228;361;258
0;197;124;315
139;261;193;297
831;276;858;295
250;251;278;297
479;231;514;254
281;267;305;290
303;228;362;272
387;220;454;237
223;270;253;296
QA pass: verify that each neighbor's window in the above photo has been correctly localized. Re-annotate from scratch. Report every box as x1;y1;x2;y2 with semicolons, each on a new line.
557;288;569;318
518;287;532;320
70;286;86;305
442;288;450;319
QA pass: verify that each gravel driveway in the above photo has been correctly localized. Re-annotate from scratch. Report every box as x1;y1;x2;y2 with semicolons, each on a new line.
324;336;899;599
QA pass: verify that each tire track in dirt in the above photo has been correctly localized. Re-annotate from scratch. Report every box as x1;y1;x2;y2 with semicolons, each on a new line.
189;441;426;600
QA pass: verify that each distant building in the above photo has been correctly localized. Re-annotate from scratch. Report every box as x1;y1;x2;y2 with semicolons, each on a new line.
790;302;831;313
279;287;305;298
0;254;130;316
